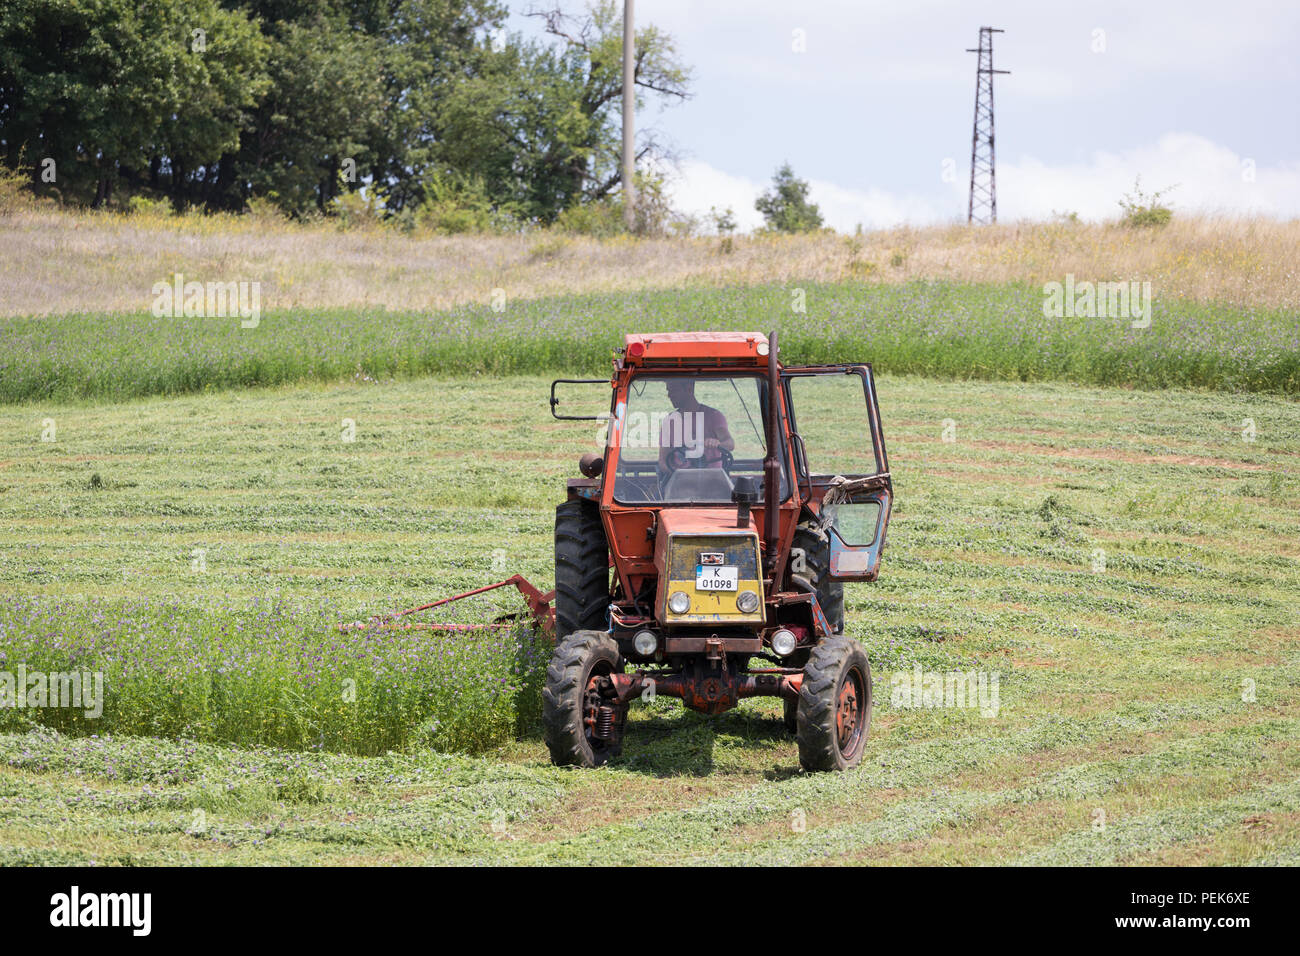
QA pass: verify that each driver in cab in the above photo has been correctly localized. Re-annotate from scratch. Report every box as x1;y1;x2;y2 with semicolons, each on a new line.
657;378;735;472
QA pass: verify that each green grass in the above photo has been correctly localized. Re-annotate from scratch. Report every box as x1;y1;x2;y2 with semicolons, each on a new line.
0;372;1297;863
0;596;546;755
3;281;1297;405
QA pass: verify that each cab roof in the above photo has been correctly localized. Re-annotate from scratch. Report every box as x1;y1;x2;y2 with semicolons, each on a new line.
621;331;771;368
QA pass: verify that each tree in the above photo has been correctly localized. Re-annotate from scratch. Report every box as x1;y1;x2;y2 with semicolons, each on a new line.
362;0;508;216
0;0;695;224
755;162;823;233
0;0;267;207
153;1;271;210
233;14;386;215
518;1;691;221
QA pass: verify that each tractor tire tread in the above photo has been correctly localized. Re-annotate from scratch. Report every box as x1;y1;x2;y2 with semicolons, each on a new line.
554;499;610;637
796;635;871;772
543;629;623;767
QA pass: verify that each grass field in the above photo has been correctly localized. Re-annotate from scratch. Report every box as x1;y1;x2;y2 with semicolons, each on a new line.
4;280;1298;404
1;374;1297;863
4;205;1297;319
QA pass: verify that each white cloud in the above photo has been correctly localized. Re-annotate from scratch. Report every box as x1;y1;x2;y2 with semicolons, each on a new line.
670;160;949;233
805;178;951;231
669;161;765;232
998;133;1300;222
671;134;1300;232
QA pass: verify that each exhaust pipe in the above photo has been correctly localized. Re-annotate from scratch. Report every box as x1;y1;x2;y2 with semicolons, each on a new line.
763;330;779;573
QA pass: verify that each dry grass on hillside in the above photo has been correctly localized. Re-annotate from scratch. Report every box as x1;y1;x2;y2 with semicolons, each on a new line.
1;203;1296;318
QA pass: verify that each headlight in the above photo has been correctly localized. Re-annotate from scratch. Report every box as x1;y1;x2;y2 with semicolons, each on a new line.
771;628;798;657
633;630;658;656
736;590;759;614
668;591;691;615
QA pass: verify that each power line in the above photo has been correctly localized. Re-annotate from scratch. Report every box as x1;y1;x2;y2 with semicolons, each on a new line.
966;26;1009;225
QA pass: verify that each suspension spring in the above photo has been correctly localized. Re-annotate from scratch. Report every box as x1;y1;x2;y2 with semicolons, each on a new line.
595;705;616;740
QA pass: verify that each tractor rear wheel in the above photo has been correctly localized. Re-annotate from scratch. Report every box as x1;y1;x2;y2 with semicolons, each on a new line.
791;520;844;634
796;635;871;772
554;499;610;638
543;629;625;768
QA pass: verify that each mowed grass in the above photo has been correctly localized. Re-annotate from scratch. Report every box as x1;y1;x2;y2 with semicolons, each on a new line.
3;280;1298;405
0;374;1297;864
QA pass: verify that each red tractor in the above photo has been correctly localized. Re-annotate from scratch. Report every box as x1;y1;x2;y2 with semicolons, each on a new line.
547;331;892;771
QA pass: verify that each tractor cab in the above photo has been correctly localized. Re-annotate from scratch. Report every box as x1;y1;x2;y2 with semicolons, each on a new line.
608;370;788;505
546;331;892;771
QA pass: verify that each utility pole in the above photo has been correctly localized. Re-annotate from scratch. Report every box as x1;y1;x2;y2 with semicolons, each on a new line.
966;26;1008;225
622;0;636;231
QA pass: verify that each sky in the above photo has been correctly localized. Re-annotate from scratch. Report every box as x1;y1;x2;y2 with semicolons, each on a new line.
507;0;1300;231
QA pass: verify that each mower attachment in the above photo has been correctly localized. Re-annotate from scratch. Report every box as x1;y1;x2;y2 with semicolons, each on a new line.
339;574;555;635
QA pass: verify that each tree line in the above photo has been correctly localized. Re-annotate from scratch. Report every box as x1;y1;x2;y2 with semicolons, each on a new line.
0;0;695;226
0;0;832;233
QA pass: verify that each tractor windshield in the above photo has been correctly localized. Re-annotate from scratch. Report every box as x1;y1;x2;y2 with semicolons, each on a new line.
612;374;789;504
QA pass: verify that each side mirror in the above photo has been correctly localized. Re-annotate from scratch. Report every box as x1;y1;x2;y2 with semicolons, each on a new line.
550;378;609;421
731;475;758;528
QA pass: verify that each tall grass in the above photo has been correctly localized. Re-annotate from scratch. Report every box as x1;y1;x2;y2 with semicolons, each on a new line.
2;281;1296;402
0;595;548;755
2;205;1297;319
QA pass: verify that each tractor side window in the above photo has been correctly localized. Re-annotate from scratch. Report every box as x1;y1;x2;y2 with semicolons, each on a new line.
788;372;881;476
612;374;788;504
826;501;882;545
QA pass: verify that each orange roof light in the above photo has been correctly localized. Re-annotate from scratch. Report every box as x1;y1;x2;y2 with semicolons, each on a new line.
622;331;770;367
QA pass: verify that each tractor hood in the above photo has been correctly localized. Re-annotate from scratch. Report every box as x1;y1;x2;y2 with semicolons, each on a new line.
652;508;766;626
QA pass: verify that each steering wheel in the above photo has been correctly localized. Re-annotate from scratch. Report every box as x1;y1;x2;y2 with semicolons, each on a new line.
665;446;734;473
661;447;734;491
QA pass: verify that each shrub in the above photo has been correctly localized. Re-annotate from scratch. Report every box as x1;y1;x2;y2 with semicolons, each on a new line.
1119;177;1175;228
414;173;519;235
708;205;737;236
246;196;288;225
331;190;383;229
127;195;173;217
553;173;695;238
554;198;625;237
0;166;32;215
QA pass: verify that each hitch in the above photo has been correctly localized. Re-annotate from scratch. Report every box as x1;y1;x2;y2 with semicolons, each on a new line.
340;574;555;635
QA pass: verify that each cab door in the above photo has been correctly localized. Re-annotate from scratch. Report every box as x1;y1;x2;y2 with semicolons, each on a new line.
783;364;892;582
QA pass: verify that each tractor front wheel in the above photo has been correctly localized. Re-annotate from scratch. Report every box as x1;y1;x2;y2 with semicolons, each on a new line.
796;635;872;772
543;629;625;768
